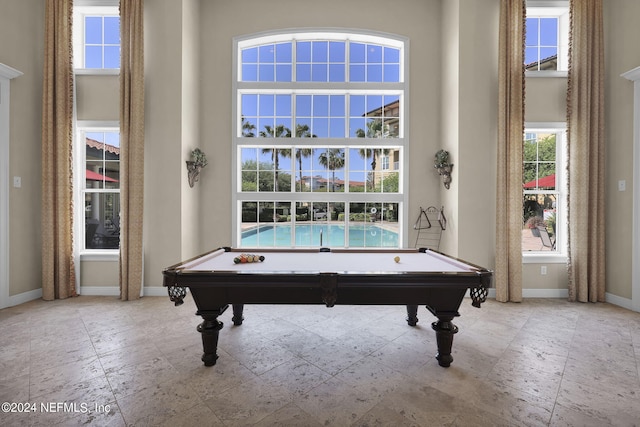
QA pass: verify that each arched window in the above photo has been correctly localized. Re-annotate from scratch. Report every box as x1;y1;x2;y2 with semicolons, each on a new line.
233;31;407;248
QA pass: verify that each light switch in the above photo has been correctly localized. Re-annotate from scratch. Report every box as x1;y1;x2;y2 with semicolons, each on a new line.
13;176;21;188
618;180;626;191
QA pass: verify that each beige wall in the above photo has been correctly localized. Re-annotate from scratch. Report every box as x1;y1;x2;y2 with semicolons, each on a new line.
604;0;640;300
2;0;44;296
0;0;637;304
76;75;119;121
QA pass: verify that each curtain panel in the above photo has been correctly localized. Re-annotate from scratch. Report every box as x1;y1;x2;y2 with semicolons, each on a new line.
119;0;145;300
42;0;76;300
566;0;606;302
495;0;525;302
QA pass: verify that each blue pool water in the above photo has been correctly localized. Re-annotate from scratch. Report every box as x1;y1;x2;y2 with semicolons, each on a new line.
241;223;399;247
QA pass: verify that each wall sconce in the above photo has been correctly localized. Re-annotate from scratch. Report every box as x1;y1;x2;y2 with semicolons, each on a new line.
434;149;453;189
186;148;208;188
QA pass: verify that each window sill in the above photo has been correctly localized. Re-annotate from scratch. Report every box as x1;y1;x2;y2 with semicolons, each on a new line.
522;252;567;264
74;68;120;76
525;70;568;78
80;251;119;262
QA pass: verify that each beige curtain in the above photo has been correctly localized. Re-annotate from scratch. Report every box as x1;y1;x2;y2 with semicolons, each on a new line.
495;0;525;303
42;0;76;301
566;0;606;302
119;0;145;300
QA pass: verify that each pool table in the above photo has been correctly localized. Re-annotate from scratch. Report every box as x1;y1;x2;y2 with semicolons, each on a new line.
163;247;492;367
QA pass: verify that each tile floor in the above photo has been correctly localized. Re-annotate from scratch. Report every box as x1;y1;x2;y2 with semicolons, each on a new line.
1;295;639;426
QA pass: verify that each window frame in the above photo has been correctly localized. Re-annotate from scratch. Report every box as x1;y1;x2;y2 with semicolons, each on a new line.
522;122;567;263
525;0;569;77
73;1;120;74
75;121;121;259
232;30;409;248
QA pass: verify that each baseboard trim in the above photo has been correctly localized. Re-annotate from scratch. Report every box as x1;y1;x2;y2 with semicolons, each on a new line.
485;288;568;299
78;286;120;296
78;285;168;298
7;288;42;307
605;292;633;311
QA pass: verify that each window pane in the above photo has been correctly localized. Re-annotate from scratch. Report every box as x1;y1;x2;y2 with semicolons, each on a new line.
85;132;120;190
275;42;292;63
242;47;258;63
350;64;365;82
296;95;312;116
297;63;311;81
317;148;345;192
350;43;365;63
296;41;311;62
384;64;400;82
368;45;383;63
85;192;120;249
295;118;313;138
242;64;258;81
329;42;345;62
241;118;257;137
313;95;329;116
259;95;275;116
525;47;539;68
104;46;120;68
85;17;103;44
312;41;328;62
103;17;120;44
241;94;258;116
523;194;557;252
367;64;383;82
330;95;345;117
275;95;291;116
384;47;400;63
539;18;558;45
275;64;292;82
329;64;345;82
240;202;291;247
259;64;274;81
311;64;327;82
329;118;345;138
85;46;103;68
347;202;399;247
259;45;275;63
525;18;539;46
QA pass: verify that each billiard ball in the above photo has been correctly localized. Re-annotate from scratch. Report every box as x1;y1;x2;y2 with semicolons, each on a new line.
394;256;400;263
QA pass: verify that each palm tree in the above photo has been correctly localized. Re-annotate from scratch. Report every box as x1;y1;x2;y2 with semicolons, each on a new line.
260;124;291;191
355;119;391;190
241;116;256;137
294;124;315;191
355;119;390;169
318;148;345;191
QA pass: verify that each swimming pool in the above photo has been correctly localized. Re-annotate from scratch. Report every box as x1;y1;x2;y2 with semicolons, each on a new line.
241;223;399;247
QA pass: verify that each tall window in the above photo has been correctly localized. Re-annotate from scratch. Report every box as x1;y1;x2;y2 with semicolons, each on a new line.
234;31;407;248
73;3;120;70
525;2;569;72
77;127;121;250
522;126;566;254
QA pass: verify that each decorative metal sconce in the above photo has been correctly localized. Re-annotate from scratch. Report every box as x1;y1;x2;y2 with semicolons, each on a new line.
434;149;453;189
186;148;208;188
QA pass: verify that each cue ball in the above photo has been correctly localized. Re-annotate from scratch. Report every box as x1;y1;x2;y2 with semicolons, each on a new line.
394;256;400;263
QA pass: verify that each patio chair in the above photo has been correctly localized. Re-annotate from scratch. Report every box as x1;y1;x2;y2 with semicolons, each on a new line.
537;225;556;250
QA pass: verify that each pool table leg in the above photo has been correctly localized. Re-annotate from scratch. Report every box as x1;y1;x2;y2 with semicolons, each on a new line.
406;305;419;326
196;308;227;366
431;315;459;367
232;304;244;325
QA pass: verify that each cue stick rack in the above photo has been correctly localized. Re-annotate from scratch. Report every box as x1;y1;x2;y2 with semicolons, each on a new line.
413;206;446;250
